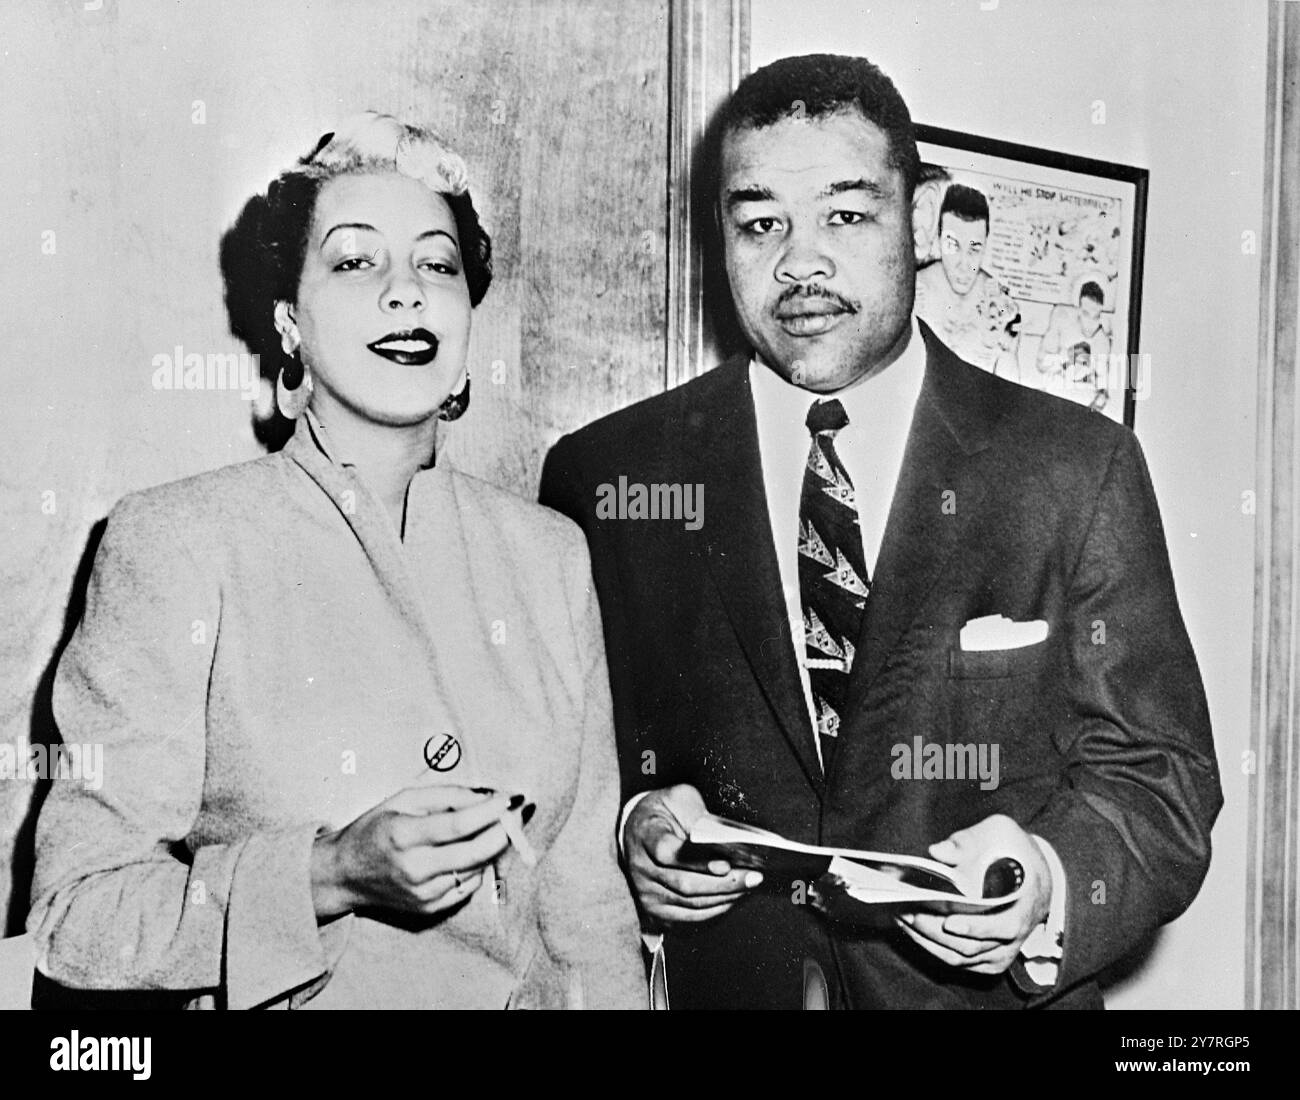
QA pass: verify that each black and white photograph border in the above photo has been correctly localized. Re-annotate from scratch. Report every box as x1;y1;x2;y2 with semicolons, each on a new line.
0;0;1293;1056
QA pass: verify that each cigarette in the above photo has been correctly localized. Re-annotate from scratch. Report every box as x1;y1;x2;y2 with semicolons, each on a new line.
500;805;537;867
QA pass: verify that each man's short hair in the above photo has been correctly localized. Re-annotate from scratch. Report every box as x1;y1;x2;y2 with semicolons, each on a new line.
714;53;920;197
1079;280;1104;305
939;183;990;231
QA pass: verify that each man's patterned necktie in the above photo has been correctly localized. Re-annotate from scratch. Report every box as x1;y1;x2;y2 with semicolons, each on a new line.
798;398;869;772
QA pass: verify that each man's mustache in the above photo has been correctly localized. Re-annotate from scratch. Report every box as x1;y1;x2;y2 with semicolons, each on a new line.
774;284;860;314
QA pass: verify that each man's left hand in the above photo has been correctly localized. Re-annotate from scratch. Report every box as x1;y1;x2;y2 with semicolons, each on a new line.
895;814;1052;976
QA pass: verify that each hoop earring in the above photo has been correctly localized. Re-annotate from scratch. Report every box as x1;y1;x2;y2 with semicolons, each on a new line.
276;355;313;420
437;371;470;422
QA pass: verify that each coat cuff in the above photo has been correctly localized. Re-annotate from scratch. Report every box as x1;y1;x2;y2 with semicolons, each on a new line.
1010;834;1068;997
617;791;653;858
224;824;348;1009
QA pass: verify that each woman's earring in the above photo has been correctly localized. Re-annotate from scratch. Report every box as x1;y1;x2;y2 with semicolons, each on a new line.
276;353;313;420
437;370;470;422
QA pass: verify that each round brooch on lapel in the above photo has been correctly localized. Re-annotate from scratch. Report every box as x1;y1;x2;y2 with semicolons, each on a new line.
423;732;462;772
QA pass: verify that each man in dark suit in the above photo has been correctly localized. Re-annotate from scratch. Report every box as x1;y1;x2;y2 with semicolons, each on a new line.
539;53;1221;1009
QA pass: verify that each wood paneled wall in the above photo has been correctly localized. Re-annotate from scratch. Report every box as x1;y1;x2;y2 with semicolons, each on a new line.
1247;0;1300;1011
0;0;669;933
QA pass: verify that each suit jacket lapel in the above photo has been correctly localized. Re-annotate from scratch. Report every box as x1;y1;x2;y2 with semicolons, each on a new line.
684;357;825;793
842;325;999;718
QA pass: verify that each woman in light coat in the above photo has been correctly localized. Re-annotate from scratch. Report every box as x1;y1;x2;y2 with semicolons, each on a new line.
27;113;644;1010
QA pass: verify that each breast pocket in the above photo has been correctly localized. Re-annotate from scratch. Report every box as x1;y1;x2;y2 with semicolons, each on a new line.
947;638;1050;680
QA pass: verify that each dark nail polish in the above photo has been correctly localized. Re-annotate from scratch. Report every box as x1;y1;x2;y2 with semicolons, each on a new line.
507;793;526;811
471;787;497;795
521;802;537;825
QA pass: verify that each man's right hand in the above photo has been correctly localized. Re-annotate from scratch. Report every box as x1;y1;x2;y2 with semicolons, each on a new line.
622;784;764;927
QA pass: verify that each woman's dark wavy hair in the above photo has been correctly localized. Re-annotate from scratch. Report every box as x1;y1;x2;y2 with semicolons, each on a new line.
219;113;493;449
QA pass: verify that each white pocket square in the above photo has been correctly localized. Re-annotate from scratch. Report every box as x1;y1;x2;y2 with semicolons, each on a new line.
960;614;1049;652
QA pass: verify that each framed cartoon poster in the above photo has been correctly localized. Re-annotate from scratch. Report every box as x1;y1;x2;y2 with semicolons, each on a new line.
914;124;1149;427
